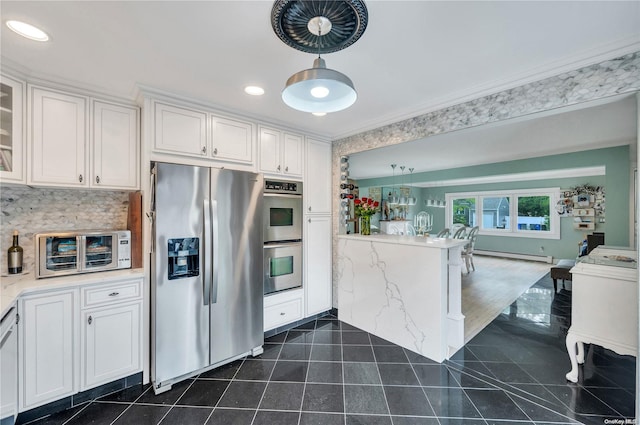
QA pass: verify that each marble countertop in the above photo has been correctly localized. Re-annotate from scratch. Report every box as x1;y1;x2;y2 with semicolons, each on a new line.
1;268;145;318
338;233;468;248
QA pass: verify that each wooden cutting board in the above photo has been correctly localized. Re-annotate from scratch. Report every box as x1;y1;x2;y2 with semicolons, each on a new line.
127;191;143;269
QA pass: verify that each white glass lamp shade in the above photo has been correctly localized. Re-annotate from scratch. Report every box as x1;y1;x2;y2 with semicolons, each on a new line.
282;57;357;113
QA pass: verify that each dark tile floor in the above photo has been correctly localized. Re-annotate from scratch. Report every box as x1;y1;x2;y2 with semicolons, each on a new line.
22;274;635;425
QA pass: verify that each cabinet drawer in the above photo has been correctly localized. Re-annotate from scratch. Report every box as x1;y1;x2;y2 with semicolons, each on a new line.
264;297;303;331
82;279;142;308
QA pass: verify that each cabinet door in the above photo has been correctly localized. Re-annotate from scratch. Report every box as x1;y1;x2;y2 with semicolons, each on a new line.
154;102;207;156
92;101;139;189
211;115;254;164
282;133;303;177
20;291;76;411
259;126;281;174
29;87;87;187
0;74;25;184
0;309;17;421
82;302;141;390
305;215;332;316
305;139;332;214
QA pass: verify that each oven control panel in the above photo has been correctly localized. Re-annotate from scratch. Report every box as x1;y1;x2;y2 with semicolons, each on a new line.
264;179;303;195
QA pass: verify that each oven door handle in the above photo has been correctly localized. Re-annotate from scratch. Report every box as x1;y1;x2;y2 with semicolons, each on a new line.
263;193;302;199
263;242;302;249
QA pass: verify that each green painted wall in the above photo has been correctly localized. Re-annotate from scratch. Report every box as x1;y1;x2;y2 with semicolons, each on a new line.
356;145;632;259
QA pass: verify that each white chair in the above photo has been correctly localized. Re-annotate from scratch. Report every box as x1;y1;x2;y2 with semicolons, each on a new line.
451;223;465;234
452;226;468;239
462;226;479;273
436;228;450;238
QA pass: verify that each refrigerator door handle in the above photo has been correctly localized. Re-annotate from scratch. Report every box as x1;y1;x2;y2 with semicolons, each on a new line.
203;199;212;306
211;200;220;304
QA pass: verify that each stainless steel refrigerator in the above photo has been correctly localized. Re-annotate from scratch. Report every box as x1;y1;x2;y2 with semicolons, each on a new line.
150;162;264;394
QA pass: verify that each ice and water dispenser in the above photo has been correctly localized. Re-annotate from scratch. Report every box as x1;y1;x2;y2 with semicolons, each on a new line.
168;238;199;280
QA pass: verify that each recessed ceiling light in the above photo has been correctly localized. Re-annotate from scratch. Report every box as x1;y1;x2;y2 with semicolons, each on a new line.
312;112;327;117
6;20;49;42
244;86;264;96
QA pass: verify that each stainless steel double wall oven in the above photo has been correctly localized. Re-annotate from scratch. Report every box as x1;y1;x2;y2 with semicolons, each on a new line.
263;179;303;295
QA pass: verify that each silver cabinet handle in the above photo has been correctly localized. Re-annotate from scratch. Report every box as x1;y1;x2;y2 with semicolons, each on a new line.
213;147;218;155
79;174;83;183
108;292;119;297
308;206;312;212
88;316;92;325
308;218;311;223
280;312;285;316
202;146;207;154
285;166;289;172
277;165;281;172
96;176;100;184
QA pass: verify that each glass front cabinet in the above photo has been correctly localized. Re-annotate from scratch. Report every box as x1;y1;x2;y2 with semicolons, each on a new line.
0;74;25;183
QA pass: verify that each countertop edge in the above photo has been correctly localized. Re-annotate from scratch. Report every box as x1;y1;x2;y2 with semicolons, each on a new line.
1;268;146;319
338;233;468;248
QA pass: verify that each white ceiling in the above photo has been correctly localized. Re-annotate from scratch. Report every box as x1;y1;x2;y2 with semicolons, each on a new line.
1;1;639;143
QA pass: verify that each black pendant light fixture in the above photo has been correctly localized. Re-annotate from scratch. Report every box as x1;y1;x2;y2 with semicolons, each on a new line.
271;0;368;114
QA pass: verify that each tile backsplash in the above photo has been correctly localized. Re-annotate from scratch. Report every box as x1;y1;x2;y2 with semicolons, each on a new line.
1;186;130;275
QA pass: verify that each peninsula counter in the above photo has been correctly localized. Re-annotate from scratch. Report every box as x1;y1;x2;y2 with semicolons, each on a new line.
336;234;468;362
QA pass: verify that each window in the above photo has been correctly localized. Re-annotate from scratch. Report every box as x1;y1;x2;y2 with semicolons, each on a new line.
517;195;550;232
446;188;559;239
481;196;511;230
452;198;476;226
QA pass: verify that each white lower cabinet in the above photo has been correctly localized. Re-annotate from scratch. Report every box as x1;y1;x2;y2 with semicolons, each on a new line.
264;289;304;331
18;277;143;413
81;303;141;390
1;307;18;423
19;290;76;411
304;215;332;316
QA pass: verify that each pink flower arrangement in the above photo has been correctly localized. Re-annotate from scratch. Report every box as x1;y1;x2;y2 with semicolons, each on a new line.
354;197;380;217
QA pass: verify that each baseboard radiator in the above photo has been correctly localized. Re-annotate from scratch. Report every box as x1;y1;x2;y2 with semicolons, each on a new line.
474;250;553;264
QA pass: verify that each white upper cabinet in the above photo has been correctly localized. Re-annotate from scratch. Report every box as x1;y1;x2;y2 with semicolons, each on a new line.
29;86;87;187
0;74;25;184
282;133;303;176
258;127;280;173
154;102;207;157
28;85;140;189
259;126;303;178
210;115;254;164
304;138;331;214
92;100;139;189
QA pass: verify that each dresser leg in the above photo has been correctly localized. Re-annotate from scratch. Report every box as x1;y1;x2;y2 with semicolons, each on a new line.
565;332;580;383
576;341;585;364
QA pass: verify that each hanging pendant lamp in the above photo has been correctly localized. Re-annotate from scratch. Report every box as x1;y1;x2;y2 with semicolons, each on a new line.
271;0;368;114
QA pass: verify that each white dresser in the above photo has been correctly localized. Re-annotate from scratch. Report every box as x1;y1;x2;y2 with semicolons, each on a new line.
565;246;638;382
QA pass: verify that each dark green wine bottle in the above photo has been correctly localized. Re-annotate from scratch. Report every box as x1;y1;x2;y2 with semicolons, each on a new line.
8;230;23;274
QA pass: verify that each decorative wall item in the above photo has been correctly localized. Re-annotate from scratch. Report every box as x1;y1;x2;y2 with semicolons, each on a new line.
339;156;351;230
557;184;605;229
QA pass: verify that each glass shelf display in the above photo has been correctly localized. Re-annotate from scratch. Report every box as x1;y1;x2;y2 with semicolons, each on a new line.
0;82;13;172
